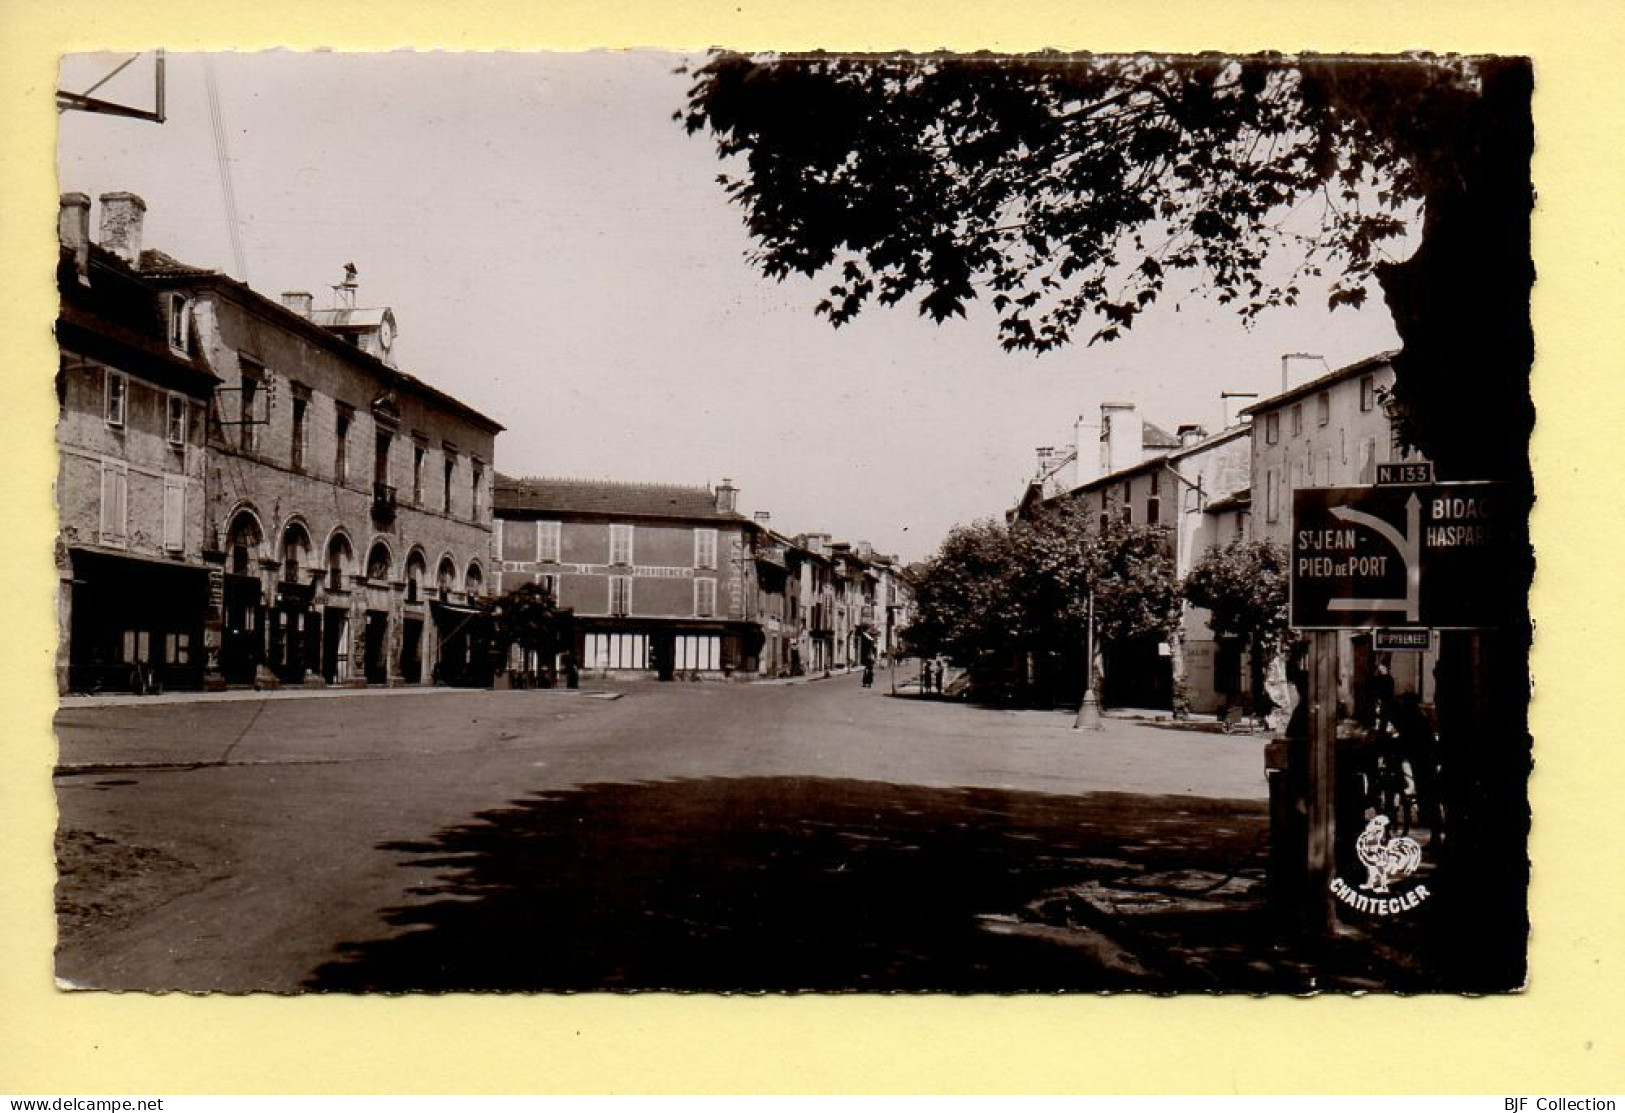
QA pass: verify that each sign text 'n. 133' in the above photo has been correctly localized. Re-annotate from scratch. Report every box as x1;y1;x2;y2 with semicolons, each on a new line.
1290;481;1515;630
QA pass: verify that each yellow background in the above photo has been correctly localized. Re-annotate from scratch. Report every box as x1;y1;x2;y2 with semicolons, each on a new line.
2;0;1620;1094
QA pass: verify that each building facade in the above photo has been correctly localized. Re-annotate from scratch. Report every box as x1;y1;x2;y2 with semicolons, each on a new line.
56;191;502;692
1241;351;1434;713
493;476;763;678
1012;402;1254;712
55;193;218;694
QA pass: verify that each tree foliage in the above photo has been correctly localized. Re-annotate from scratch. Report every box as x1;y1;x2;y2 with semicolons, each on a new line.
1182;538;1291;652
680;52;1532;481
487;581;564;659
904;503;1179;667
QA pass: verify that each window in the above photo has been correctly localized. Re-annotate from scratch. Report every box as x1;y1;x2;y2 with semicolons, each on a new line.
1121;504;1133;525
674;635;720;671
163;477;185;552
121;630;150;665
443;454;456;513
609;575;632;616
695;577;717;617
537;521;561;563
166;393;187;446
104;371;127;428
239;374;259;452
367;543;392;582
1317;391;1330;427
164;632;192;666
412;441;426;504
374;430;393;487
167;294;190;353
1146;496;1161;526
609;524;634;566
1264;412;1279;445
1265;469;1279;523
1359;375;1376;412
290;397;307;470
335;409;351;483
1291;403;1303;437
471;461;484;519
536;572;559;600
99;461;128;544
694;528;717;569
586;632;648;670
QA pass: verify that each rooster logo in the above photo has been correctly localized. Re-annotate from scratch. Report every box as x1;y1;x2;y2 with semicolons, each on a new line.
1354;815;1423;894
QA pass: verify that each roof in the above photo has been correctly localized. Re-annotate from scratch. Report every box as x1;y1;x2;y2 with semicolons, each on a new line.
58;245;220;396
1240;350;1398;417
139;248;214;277
144;266;502;433
1141;421;1181;449
1166;423;1250;462
493;475;753;523
1203;489;1253;514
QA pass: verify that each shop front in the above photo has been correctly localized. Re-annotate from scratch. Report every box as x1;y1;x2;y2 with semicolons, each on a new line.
67;548;209;693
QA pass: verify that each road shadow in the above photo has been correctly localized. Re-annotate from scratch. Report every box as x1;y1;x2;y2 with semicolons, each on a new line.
307;776;1297;993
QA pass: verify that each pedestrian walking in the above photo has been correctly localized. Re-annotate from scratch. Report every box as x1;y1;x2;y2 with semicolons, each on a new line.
862;661;874;688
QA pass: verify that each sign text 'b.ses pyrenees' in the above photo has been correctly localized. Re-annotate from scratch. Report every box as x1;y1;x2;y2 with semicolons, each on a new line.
1290;481;1515;630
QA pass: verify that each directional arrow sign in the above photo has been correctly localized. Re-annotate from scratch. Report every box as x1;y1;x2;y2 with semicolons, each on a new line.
1291;482;1514;630
1325;493;1421;621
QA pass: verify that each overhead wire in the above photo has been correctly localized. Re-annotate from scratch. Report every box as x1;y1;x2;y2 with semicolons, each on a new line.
203;55;250;284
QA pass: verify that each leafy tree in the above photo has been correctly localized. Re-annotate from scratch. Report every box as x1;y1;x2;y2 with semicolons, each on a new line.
487;581;564;669
1182;538;1291;711
680;52;1532;483
907;501;1179;701
900;518;1020;665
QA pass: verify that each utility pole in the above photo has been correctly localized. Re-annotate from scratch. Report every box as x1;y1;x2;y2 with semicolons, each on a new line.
1074;589;1102;730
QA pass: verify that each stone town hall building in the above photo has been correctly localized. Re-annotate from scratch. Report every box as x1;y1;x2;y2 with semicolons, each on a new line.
55;191;501;693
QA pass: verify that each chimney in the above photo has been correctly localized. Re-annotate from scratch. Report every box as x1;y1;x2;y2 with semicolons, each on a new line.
281;291;314;317
1073;415;1094;486
753;510;772;525
1098;401;1137;478
1176;423;1207;448
856;541;873;560
59;192;91;283
98;192;146;267
715;478;738;513
1280;352;1324;392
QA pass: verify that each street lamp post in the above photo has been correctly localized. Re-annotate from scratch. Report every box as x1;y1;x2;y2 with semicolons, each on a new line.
1074;589;1102;730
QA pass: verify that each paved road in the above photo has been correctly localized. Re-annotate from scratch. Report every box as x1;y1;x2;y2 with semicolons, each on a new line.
54;673;1275;993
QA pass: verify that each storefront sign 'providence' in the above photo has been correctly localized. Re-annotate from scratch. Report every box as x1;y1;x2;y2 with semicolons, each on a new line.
1290;480;1514;630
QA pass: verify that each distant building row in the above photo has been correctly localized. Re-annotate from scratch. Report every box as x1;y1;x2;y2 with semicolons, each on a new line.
492;476;914;680
54;191;909;693
1011;350;1425;714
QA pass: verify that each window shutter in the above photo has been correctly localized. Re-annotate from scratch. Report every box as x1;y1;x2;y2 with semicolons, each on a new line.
100;463;128;543
163;478;185;551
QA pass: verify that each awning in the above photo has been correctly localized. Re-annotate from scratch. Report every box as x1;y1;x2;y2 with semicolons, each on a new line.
430;600;482;618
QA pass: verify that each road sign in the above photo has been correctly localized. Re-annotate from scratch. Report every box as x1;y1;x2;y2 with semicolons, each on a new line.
1375;628;1432;652
1376;461;1434;485
1290;482;1515;629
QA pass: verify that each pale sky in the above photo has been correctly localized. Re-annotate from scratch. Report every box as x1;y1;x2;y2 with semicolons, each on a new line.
58;50;1415;564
